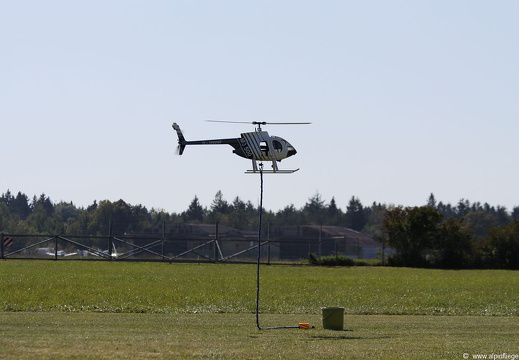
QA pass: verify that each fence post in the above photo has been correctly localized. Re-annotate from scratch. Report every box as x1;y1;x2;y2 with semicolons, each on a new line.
267;223;270;265
214;221;219;263
54;235;59;261
108;220;113;260
319;225;322;259
381;234;386;266
162;221;166;261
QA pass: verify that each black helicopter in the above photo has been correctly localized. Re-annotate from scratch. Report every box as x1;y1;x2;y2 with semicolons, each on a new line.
172;121;309;173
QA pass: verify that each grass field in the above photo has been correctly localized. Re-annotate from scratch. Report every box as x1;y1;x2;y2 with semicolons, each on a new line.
1;261;518;359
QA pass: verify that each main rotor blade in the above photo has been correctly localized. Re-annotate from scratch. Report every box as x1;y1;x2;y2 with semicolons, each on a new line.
261;122;312;125
206;120;252;124
206;120;311;125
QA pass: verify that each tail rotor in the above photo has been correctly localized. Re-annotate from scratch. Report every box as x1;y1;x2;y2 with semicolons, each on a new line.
172;123;187;155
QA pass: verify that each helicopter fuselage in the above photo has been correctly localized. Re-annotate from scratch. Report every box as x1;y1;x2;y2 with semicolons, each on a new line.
234;131;297;161
172;123;298;173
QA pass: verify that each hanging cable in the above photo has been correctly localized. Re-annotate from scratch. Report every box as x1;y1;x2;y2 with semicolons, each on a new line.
255;163;264;330
255;162;300;330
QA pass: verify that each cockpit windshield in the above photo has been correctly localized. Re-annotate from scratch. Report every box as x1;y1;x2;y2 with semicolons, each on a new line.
278;137;297;157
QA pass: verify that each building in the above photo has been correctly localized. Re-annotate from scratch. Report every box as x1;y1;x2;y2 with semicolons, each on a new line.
153;223;381;261
273;225;381;260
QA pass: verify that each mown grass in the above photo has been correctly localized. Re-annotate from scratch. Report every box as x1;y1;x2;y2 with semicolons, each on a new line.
1;261;518;359
0;313;517;359
1;261;518;316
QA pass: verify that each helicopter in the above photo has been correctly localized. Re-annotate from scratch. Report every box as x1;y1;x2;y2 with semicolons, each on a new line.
172;121;309;173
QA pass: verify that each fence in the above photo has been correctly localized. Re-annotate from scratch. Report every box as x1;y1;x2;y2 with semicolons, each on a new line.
1;225;384;264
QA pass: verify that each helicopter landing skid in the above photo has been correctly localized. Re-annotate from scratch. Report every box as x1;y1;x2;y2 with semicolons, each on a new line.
245;169;299;174
246;160;298;174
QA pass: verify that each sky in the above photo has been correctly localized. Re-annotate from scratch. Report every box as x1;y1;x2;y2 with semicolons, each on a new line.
1;0;518;214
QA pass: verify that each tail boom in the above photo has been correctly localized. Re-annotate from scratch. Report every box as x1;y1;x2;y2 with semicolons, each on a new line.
172;123;240;155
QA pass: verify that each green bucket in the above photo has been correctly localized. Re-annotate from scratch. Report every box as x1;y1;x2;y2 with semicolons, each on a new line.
322;307;345;330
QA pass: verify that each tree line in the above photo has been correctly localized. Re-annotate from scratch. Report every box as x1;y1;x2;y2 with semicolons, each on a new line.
1;190;518;269
0;189;385;235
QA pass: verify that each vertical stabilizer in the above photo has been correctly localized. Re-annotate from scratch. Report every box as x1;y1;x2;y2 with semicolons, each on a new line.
172;123;187;155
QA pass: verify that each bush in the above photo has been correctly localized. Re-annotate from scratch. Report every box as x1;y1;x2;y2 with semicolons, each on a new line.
308;253;319;265
308;254;355;266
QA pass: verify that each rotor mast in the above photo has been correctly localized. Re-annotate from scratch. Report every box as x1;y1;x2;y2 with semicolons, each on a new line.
253;121;267;131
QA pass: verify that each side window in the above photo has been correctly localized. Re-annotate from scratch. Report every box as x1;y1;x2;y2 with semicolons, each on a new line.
260;141;268;152
272;140;283;153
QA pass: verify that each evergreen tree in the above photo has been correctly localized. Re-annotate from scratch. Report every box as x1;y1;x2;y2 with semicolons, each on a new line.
87;200;98;212
326;197;343;226
345;196;366;231
32;194;54;216
229;196;254;230
437;201;455;219
210;190;230;214
0;202;15;233
184;196;205;223
512;207;519;221
426;193;437;208
362;202;387;239
275;204;302;225
11;192;32;219
303;192;325;225
150;208;172;228
232;196;246;211
1;190;14;207
495;206;510;226
207;191;231;224
456;199;470;218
